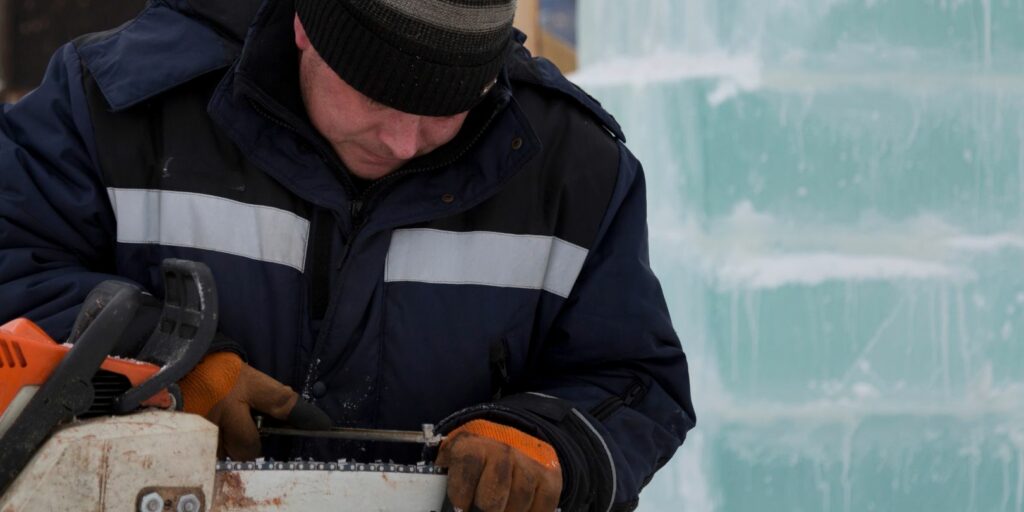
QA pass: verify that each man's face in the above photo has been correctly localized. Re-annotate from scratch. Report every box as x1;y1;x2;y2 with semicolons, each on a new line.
294;15;469;180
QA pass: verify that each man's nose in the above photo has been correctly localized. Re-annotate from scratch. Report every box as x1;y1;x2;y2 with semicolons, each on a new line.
378;113;422;160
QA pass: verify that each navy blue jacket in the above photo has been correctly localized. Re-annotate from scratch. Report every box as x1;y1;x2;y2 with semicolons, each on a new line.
0;0;695;509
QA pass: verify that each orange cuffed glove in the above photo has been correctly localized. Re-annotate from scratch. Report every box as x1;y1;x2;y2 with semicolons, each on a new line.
436;419;562;512
178;352;329;460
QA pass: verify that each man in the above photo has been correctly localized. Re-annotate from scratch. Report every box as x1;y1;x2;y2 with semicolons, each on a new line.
0;0;695;510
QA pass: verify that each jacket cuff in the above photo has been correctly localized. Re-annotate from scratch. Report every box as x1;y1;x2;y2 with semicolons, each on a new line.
433;392;616;512
208;331;247;361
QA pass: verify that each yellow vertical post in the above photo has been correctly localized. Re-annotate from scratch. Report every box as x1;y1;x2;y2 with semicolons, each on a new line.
513;0;577;73
513;0;541;55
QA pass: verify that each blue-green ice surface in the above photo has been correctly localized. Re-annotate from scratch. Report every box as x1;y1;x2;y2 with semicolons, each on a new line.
574;1;1024;511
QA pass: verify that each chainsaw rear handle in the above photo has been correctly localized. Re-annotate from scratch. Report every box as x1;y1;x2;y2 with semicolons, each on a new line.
0;281;139;494
0;259;218;495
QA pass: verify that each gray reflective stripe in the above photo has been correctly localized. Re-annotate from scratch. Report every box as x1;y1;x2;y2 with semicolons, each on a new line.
572;409;617;512
107;188;310;272
527;392;618;511
376;0;516;34
384;229;588;298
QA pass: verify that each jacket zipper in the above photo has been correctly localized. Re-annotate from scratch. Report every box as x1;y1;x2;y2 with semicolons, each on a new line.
590;380;648;421
246;97;362;398
246;94;502;395
304;112;499;385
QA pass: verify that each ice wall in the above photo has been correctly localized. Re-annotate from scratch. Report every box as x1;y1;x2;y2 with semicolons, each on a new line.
574;1;1024;511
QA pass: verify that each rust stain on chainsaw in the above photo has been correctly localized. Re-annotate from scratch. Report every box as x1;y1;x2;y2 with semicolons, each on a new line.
212;472;283;509
97;441;111;510
213;472;256;508
381;472;399;490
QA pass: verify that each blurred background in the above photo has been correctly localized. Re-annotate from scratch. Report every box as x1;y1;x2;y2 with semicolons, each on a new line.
4;1;1024;511
571;1;1024;511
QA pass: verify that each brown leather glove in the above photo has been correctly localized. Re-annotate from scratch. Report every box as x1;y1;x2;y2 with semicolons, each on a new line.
436;419;562;512
178;352;329;460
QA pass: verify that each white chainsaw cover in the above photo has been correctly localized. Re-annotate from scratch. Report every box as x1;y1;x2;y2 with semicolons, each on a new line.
0;410;218;512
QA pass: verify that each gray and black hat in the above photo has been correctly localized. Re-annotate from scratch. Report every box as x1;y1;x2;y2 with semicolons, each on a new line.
295;0;518;117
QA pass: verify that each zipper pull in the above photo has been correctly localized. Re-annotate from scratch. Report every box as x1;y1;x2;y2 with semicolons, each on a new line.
349;199;367;228
622;381;647;406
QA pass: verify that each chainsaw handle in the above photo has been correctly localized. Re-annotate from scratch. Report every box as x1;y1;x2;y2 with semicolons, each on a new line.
114;259;218;413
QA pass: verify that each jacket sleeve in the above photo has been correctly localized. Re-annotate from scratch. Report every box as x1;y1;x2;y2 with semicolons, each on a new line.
439;146;696;511
0;43;127;340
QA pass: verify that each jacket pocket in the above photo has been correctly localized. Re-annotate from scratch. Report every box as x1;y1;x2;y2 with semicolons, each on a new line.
589;379;648;421
489;337;511;400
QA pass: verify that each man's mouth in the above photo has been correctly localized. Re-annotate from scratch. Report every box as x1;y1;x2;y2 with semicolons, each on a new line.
359;147;403;166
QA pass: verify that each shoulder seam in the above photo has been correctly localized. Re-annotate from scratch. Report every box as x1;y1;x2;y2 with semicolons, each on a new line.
507;51;626;143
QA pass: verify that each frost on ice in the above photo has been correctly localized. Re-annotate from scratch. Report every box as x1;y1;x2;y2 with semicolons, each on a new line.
576;0;1024;510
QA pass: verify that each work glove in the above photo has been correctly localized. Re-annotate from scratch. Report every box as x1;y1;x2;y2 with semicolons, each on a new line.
178;352;330;460
436;419;562;512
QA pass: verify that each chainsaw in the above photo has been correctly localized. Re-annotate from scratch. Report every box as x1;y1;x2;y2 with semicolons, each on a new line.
0;259;451;511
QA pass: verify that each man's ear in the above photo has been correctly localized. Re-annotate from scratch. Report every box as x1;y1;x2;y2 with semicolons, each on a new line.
294;13;311;51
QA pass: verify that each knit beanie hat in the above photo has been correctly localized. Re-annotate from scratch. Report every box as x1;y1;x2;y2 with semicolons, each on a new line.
295;0;518;117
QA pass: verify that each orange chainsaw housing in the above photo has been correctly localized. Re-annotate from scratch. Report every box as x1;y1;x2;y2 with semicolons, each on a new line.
0;318;174;416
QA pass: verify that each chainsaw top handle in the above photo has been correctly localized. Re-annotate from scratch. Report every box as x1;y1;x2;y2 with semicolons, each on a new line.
114;259;218;413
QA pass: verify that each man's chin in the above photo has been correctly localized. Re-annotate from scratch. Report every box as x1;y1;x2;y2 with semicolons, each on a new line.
347;159;402;180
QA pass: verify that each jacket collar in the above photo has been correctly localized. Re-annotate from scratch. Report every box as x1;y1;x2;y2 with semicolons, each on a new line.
217;0;540;224
184;0;262;42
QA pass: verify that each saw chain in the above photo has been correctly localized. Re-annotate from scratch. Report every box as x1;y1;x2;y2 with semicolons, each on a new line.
216;459;446;475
